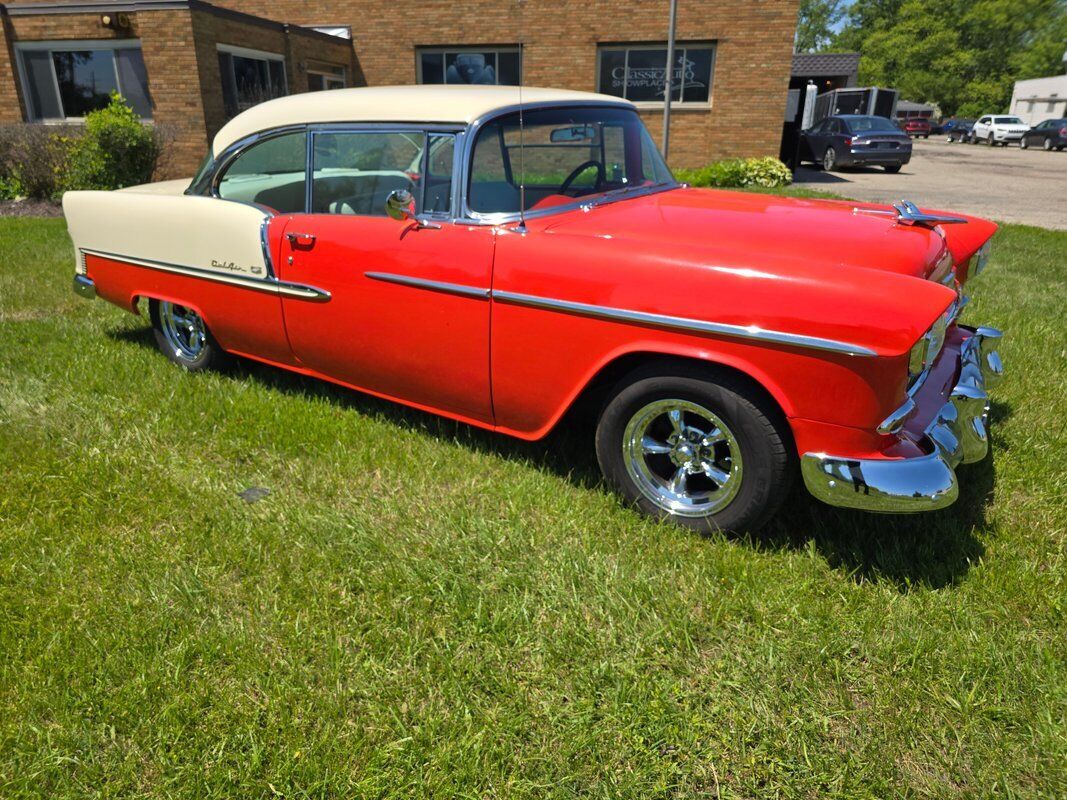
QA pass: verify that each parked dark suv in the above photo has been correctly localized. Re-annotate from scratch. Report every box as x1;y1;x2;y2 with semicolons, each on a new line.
942;119;975;142
800;115;912;173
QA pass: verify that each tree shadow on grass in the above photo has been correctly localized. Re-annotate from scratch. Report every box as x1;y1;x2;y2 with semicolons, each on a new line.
109;325;1003;591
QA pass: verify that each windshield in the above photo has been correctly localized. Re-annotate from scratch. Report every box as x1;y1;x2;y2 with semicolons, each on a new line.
468;106;675;216
845;116;901;133
994;116;1024;124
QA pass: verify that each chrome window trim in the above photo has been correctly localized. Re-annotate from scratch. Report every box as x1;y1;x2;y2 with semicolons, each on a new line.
492;290;877;356
79;248;330;302
192;101;679;224
208;124;309;200
458;99;682;224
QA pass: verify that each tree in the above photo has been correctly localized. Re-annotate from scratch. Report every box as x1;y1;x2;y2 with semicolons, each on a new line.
834;0;1067;117
794;0;848;53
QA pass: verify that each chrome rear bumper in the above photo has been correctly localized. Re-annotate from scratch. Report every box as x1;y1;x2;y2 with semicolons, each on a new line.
801;326;1003;512
73;274;96;299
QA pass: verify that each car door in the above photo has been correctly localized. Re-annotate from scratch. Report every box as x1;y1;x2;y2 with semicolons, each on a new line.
974;116;991;139
802;118;830;161
1028;120;1047;145
275;128;496;424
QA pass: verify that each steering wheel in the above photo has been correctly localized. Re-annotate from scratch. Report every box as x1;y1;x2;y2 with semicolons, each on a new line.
559;160;605;195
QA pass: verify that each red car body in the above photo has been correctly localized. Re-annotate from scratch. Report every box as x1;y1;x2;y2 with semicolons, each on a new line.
65;87;1004;531
902;118;932;137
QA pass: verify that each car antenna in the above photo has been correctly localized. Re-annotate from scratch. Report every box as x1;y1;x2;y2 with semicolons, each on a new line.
516;0;527;234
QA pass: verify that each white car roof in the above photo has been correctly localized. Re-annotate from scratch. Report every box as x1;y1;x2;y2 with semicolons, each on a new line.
212;85;633;155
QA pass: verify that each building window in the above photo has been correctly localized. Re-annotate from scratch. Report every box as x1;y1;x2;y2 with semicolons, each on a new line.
417;47;521;86
596;43;715;106
308;64;346;92
16;41;151;121
218;45;287;118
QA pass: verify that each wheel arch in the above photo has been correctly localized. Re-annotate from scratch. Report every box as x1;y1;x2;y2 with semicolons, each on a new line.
526;345;797;441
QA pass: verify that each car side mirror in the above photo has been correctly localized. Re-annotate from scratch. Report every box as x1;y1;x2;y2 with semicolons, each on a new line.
385;189;416;221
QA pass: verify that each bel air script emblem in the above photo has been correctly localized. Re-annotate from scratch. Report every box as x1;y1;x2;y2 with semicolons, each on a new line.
212;259;263;275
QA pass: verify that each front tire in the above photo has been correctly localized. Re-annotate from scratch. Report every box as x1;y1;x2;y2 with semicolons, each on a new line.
1020;137;1029;149
595;367;793;534
1044;137;1054;151
884;164;902;173
149;299;229;371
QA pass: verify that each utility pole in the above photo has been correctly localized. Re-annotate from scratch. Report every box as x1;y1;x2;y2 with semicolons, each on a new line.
661;0;678;160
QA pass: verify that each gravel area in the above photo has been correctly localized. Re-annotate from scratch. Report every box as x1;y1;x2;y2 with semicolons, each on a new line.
794;138;1066;230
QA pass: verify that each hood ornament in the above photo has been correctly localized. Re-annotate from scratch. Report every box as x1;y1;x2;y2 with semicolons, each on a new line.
854;199;968;228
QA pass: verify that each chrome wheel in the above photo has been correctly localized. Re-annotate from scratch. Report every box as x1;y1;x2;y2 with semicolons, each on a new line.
621;399;743;517
158;301;207;361
823;147;836;170
1044;137;1053;151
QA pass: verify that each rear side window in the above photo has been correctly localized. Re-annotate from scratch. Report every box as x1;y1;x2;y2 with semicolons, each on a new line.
217;131;307;213
309;130;454;217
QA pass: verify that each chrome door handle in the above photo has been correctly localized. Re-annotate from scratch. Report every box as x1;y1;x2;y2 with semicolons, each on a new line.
286;232;316;246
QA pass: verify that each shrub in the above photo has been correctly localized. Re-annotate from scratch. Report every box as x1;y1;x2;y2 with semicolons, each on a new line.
0;95;167;201
675;156;792;189
59;93;162;193
0;124;72;200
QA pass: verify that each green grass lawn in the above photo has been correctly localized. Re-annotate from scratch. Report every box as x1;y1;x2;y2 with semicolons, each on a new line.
0;210;1064;798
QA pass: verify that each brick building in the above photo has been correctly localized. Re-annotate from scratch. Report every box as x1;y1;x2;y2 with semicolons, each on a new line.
0;0;800;176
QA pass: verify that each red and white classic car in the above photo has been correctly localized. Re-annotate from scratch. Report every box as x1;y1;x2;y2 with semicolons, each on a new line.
63;86;1003;533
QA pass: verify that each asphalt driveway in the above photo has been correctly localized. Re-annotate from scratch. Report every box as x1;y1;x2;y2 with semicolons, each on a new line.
793;138;1066;230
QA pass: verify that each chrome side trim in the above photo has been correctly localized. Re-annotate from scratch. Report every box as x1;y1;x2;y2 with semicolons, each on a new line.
491;290;878;357
364;271;490;300
802;325;1003;513
79;249;330;302
73;274;96;299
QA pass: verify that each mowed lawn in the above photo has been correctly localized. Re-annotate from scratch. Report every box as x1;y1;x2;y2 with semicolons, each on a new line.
0;211;1064;799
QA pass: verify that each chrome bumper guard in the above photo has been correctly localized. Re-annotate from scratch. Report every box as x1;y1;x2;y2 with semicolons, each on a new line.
801;326;1003;512
73;274;96;299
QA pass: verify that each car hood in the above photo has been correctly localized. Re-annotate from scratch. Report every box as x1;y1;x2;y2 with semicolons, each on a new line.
541;187;963;280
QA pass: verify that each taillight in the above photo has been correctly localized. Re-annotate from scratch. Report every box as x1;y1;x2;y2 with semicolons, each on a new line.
844;137;853;146
1060;127;1067;137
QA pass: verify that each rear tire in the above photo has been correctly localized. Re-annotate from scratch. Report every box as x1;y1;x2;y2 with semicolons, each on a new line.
595;366;793;534
149;299;230;372
822;146;837;171
1044;137;1053;151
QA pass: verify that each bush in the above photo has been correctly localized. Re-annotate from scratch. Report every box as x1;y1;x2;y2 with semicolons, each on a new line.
0;124;72;200
675;156;793;189
59;93;162;194
0;94;167;201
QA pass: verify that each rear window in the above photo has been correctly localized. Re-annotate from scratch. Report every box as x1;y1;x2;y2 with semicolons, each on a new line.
845;116;900;134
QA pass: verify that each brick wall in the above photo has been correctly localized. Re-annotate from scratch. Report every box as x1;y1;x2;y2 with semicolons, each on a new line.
0;0;798;174
206;0;801;168
0;3;352;176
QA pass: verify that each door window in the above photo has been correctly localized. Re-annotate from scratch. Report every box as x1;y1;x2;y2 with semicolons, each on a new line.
216;131;307;213
311;131;455;216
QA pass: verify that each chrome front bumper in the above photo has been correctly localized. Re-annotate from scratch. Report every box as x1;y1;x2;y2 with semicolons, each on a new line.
801;326;1003;513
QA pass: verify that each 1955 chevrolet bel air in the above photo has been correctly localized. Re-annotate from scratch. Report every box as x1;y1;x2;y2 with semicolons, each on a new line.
63;85;1004;533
